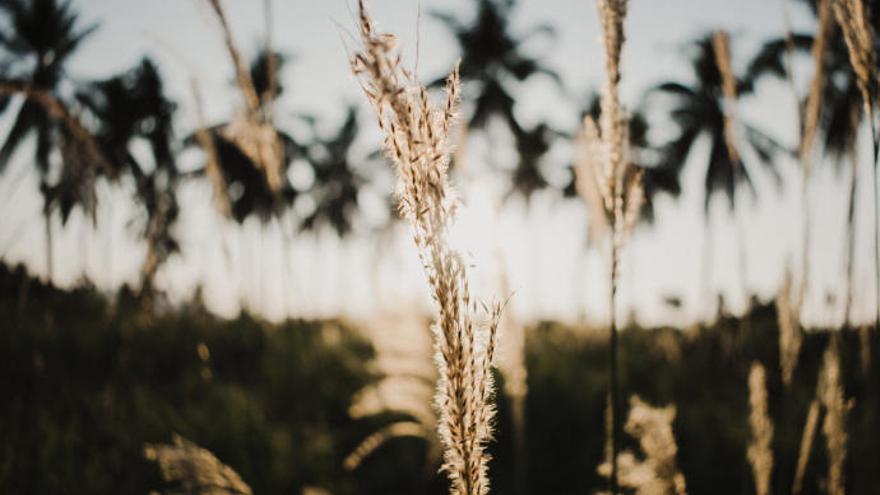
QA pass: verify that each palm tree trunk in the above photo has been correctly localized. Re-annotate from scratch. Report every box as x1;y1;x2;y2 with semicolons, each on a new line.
845;155;857;328
799;164;811;316
106;212;113;288
79;217;88;280
43;207;54;284
259;222;267;316
701;215;715;322
369;228;387;311
277;216;292;318
238;226;248;312
733;189;750;312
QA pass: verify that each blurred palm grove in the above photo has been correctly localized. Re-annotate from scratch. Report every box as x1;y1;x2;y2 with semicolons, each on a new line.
1;0;879;494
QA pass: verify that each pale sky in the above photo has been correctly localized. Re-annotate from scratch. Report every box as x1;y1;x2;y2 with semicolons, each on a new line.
1;0;877;328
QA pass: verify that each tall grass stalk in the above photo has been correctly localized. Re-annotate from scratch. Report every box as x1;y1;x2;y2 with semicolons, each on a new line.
819;341;852;495
746;363;773;495
832;0;880;333
792;399;820;495
578;1;644;491
203;0;285;193
191;78;232;218
350;2;502;493
798;0;833;332
776;272;802;385
801;0;833;165
711;30;752;307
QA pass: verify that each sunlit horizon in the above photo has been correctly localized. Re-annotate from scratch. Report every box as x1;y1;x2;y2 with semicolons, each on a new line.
1;0;877;329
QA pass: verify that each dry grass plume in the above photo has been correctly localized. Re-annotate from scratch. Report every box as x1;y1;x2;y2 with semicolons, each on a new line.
577;1;643;491
144;433;252;495
349;2;503;493
819;342;853;495
203;0;285;193
776;271;802;386
792;399;820;495
832;0;880;336
598;395;687;495
746;363;774;495
831;0;878;120
801;0;834;165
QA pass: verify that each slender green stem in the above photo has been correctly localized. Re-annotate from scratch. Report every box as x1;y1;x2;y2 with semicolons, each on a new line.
844;155;858;328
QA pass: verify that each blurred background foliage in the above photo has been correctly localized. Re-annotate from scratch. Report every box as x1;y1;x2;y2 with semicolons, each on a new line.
2;0;880;493
1;262;878;494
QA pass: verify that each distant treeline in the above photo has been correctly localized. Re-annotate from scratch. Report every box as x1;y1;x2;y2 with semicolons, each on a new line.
0;262;877;494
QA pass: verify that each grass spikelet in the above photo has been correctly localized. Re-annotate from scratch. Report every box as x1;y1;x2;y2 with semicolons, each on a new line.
598;395;687;495
205;0;260;113
595;0;629;204
191;78;232;218
795;0;834;345
574;116;611;243
349;2;502;493
832;0;880;337
792;399;820;495
819;342;853;495
746;363;774;495
144;433;253;495
582;1;643;491
831;0;877;120
343;421;429;471
801;0;834;165
776;271;802;386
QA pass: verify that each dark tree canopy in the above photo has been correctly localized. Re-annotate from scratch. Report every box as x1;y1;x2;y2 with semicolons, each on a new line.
654;34;786;214
433;0;563;200
748;0;880;162
0;0;99;215
300;107;366;236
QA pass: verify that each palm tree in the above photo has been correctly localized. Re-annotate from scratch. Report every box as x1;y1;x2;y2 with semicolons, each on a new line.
185;48;301;224
183;41;302;314
299;107;365;236
506;122;554;199
432;0;560;182
197;0;294;208
568;93;682;234
654;33;786;319
749;0;879;328
250;48;285;105
75;58;181;298
190;130;296;224
0;0;99;281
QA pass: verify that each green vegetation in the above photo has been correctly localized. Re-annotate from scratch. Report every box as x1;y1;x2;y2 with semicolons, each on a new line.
1;263;877;494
